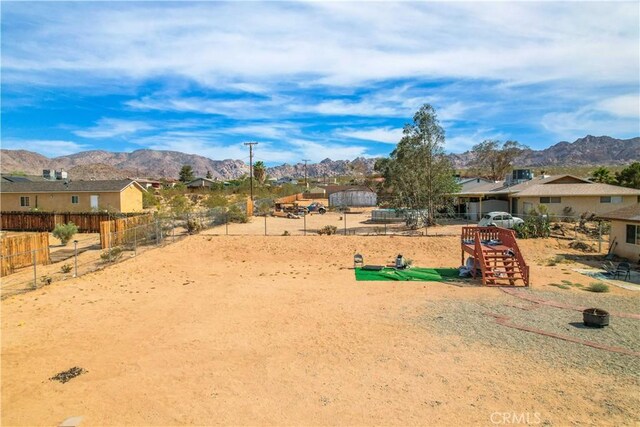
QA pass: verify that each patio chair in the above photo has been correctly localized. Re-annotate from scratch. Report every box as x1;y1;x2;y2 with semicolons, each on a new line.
602;261;616;276
614;262;631;281
354;253;364;268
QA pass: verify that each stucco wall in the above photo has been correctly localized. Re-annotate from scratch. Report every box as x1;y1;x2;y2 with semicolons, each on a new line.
610;221;640;261
120;185;144;212
2;191;125;212
517;196;638;218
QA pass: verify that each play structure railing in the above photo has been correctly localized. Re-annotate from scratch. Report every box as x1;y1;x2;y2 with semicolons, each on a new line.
461;226;529;287
473;236;485;281
461;226;502;243
498;228;530;286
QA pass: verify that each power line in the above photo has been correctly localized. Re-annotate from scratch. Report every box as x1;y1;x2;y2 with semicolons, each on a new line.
244;142;259;201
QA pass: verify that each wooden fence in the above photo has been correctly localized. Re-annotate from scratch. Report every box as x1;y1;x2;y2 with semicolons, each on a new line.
246;197;254;216
100;214;154;249
1;211;146;233
0;233;51;276
274;194;302;204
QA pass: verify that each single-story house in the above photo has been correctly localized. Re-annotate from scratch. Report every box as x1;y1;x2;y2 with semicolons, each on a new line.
455;174;640;220
0;179;146;213
306;186;326;195
134;178;162;189
598;205;640;262
186;177;218;190
275;177;299;186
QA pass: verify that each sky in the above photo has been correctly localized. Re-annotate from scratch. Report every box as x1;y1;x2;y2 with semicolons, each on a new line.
1;1;639;166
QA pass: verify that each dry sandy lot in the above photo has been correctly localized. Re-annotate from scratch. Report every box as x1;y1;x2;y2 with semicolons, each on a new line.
2;233;639;426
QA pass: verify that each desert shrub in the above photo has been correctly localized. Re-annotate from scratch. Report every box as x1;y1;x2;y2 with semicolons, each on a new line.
40;275;52;286
60;264;73;274
515;207;550;239
549;283;570;289
202;193;228;209
226;205;249;223
100;247;123;263
169;194;192;217
569;240;595;253
561;279;583;288
578;211;597;231
52;222;78;245
186;217;203;234
282;230;290;236
546;255;569;266
142;191;159;209
561;206;576;223
586;282;609;293
318;225;338;235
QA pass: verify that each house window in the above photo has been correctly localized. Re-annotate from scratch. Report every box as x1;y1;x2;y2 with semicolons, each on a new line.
600;196;623;204
539;197;561;204
626;224;640;245
20;196;30;207
71;195;79;204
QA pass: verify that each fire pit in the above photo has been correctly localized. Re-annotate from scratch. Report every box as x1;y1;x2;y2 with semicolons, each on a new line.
583;308;610;328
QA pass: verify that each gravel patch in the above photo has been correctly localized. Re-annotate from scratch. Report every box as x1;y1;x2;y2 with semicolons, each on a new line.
415;294;640;378
523;287;640;315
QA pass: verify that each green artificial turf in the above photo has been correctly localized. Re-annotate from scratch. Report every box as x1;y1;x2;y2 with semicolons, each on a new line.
354;267;460;282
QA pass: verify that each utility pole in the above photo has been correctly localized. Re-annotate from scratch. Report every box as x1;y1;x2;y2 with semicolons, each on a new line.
244;142;258;200
302;159;310;188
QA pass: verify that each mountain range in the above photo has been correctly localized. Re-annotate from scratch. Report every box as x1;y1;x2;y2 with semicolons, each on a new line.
1;135;638;181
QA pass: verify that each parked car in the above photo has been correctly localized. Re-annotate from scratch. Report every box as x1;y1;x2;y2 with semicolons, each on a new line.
478;211;524;229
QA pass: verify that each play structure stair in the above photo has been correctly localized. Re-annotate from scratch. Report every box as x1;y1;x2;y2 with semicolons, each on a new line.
461;226;530;287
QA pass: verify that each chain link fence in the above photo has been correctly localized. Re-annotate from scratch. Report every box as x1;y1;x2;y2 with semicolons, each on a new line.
0;216;190;299
1;208;610;299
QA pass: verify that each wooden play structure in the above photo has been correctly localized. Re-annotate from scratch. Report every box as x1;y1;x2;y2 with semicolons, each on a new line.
461;226;530;287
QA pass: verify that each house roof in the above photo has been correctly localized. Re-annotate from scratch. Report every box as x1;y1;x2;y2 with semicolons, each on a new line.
456;174;640;197
515;182;640;197
597;204;640;222
186;177;217;185
1;174;47;183
0;179;145;193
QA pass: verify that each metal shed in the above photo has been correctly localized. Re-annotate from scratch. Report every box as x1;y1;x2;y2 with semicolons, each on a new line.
329;189;377;207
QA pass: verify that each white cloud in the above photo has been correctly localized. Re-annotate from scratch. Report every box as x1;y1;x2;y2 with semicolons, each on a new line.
288;139;371;162
445;130;507;153
337;127;403;144
541;105;640;140
288;100;401;117
3;2;638;88
218;123;300;140
125;96;289;119
596;94;640;119
73;118;155;138
1;139;89;157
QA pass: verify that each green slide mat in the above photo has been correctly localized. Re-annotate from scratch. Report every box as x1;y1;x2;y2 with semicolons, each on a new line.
354;267;460;282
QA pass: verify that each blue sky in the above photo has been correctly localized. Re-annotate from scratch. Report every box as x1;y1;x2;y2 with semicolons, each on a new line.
1;1;639;165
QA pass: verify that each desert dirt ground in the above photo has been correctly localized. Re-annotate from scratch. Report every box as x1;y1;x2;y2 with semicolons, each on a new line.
2;230;639;426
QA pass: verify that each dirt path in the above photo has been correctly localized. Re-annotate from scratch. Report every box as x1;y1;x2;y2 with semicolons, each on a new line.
2;235;638;425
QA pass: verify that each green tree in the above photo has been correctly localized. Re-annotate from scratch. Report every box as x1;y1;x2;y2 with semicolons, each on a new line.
206;170;213;179
590;166;615;184
470;139;529;180
142;190;159;209
203;193;229;209
52;222;79;245
253;161;266;185
169;194;192;216
179;165;195;183
615;162;640;189
375;104;460;226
